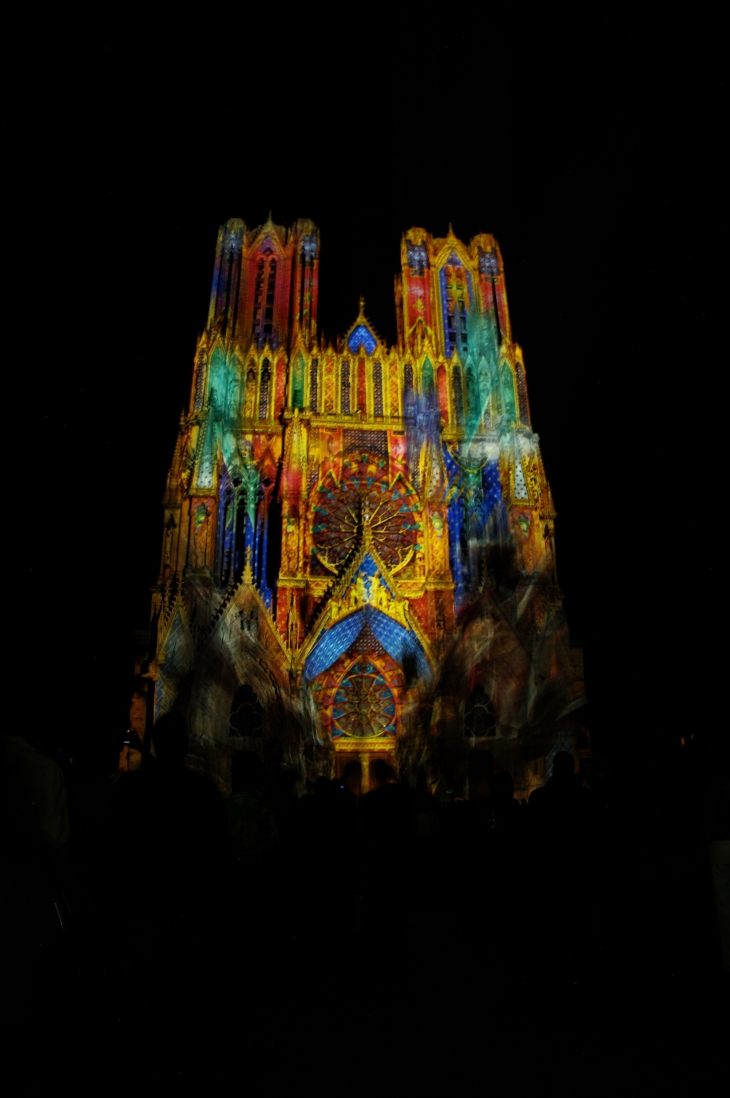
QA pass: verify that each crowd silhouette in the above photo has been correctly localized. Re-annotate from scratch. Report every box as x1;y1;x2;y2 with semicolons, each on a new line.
1;720;728;1091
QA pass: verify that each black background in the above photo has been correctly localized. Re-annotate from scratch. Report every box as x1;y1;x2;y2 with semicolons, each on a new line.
6;15;722;758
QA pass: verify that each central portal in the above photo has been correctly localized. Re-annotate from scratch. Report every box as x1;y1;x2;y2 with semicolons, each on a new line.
334;746;397;797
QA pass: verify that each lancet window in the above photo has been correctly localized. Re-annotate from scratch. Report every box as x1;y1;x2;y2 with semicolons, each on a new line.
292;354;305;410
441;262;470;357
404;363;414;408
407;242;428;276
466;367;477;428
194;349;206;411
341;360;351;414
452;365;464;425
252;252;277;347
245;366;256;419
357;358;367;413
422;357;434;396
259;360;271;420
516;362;529;425
373;361;383;416
501;364;516;420
310;359;319;412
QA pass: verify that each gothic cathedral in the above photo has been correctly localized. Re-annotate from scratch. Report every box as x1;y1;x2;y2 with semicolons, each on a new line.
136;215;587;795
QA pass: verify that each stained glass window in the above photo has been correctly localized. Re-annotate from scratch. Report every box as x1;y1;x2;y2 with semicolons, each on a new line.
292;353;305;410
407;242;428;276
194;350;206;411
501;364;516;421
452;365;464;425
404;363;413;401
341;360;351;414
478;250;500;278
466;367;477;430
373;360;383;416
422;357;434;395
516;362;530;425
343;430;387;459
311;453;420;572
332;659;396;738
310;358;319;412
357;358;367;413
252;255;277;347
301;234;317;259
259;360;270;420
251;259;264;343
464;685;496;737
440;261;471;357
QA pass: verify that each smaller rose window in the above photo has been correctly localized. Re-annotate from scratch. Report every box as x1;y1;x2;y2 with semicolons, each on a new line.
331;659;396;739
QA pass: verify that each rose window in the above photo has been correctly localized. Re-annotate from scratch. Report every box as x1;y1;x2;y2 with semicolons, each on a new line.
331;659;396;739
311;452;421;573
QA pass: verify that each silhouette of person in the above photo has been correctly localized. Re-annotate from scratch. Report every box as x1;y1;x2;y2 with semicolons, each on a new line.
361;761;414;925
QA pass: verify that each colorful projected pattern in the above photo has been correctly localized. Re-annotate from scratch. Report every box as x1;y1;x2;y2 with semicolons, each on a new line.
150;216;581;796
347;324;378;355
311;455;421;571
332;659;396;738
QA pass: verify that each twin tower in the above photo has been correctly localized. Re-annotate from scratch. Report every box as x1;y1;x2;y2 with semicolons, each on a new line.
136;214;587;795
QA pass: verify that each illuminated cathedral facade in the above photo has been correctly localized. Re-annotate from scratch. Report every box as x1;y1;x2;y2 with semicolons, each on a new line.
136;215;587;795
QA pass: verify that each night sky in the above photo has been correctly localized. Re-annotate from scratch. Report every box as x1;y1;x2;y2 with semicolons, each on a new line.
7;18;722;755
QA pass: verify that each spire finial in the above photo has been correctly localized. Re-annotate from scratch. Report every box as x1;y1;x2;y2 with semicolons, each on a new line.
242;546;253;583
359;295;365;315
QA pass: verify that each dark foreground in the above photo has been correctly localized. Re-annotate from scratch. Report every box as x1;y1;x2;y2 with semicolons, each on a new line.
2;741;728;1095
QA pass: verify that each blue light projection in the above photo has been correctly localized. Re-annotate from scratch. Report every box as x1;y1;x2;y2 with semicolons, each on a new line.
303;604;429;682
347;324;377;355
443;444;506;608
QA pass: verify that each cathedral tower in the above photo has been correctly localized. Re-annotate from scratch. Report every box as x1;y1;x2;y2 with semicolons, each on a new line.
139;216;587;795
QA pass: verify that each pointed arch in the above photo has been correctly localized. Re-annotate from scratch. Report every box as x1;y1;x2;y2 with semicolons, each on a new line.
244;362;256;419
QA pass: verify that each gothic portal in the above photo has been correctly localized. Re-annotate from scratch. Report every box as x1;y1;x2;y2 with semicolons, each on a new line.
136;216;587;795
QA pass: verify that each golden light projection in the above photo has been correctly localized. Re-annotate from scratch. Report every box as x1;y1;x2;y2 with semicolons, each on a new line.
137;216;588;796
